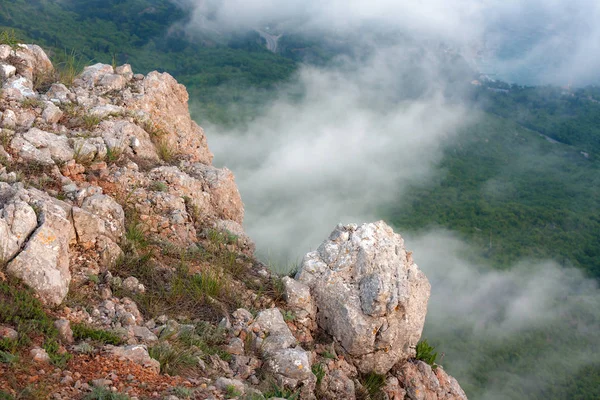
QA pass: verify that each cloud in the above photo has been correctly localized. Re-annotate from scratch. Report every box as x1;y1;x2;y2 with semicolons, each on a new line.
205;44;471;263
175;0;600;85
410;231;600;399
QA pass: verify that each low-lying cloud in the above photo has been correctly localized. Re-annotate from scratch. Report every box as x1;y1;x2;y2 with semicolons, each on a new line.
410;231;600;399
206;45;470;263
175;0;600;85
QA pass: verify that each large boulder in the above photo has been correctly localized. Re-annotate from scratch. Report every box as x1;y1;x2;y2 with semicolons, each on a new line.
296;221;431;374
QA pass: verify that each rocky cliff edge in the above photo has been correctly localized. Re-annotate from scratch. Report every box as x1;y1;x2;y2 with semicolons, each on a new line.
0;43;466;400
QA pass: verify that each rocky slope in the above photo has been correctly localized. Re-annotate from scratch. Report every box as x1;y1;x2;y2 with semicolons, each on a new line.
0;43;467;400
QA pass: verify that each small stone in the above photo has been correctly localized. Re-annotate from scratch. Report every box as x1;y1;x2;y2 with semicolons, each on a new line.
0;325;18;340
30;347;51;363
54;319;74;344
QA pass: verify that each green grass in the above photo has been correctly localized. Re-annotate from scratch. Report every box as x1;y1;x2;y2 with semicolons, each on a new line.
311;363;325;386
84;387;130;400
0;279;71;367
415;339;438;367
149;180;168;192
357;373;386;400
71;323;124;345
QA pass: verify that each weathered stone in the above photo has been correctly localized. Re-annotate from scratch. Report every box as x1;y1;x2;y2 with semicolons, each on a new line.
71;136;107;163
123;276;145;294
184;163;244;224
127;71;212;164
46;83;71;103
81;194;125;242
251;309;296;356
30;346;51;363
215;377;246;396
98;74;126;92
0;63;16;80
319;369;356;400
3;76;36;98
131;326;158;343
13;44;54;81
11;128;74;164
0;199;38;262
42;102;63;124
282;276;315;329
89;104;124;118
100;119;159;162
0;326;19;340
76;63;114;88
297;221;431;374
106;344;160;373
6;188;74;306
397;361;467;400
54;319;74;344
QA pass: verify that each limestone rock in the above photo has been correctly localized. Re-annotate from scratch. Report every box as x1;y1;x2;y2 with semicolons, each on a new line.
75;63;114;89
319;369;356;400
296;221;431;374
396;361;467;400
0;326;18;340
106;344;160;373
13;44;54;81
282;276;315;330
46;83;71;103
80;194;125;242
54;319;74;344
11;128;74;165
251;309;316;394
184;163;244;224
30;346;51;363
0;198;38;262
100;119;159;162
42;101;63;124
3;76;36;98
127;71;212;164
5;186;75;306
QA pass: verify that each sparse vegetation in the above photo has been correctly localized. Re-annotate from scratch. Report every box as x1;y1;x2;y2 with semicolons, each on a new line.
84;387;130;400
0;29;19;52
415;339;438;367
149;180;168;192
71;323;124;345
357;372;386;400
82;114;101;130
312;363;326;386
225;385;242;398
262;382;299;400
173;386;194;399
0;279;70;367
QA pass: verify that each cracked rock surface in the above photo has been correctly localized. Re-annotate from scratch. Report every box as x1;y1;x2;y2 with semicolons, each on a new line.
297;221;431;374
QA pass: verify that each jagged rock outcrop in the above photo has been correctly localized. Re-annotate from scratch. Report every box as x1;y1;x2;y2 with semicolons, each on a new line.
0;42;466;400
0;44;248;304
297;221;431;374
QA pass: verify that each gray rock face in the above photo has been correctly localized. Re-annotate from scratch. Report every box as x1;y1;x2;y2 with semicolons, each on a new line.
81;194;125;242
282;276;315;330
0;198;38;262
251;309;316;392
397;361;468;400
6;190;74;306
11;128;74;165
297;221;431;374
